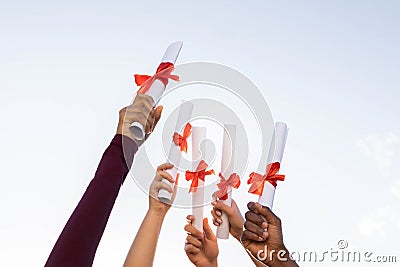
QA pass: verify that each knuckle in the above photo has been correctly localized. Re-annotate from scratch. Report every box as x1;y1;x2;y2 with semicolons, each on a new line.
119;107;127;115
245;211;252;220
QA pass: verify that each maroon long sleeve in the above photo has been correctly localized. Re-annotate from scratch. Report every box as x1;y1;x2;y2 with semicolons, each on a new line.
45;134;138;267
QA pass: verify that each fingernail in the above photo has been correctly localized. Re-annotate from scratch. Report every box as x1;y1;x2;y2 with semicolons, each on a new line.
217;218;222;224
216;211;222;216
262;222;268;228
258;236;264;241
211;201;217;205
263;231;268;238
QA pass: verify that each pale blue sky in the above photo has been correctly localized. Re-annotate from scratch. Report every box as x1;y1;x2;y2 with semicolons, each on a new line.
1;1;399;266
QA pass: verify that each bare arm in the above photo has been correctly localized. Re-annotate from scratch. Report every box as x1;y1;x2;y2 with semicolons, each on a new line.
123;163;176;267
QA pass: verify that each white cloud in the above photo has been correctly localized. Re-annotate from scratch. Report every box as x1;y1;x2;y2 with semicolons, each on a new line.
356;132;400;176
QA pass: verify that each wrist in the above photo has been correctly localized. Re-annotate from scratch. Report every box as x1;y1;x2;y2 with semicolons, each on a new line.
147;209;167;220
233;230;243;242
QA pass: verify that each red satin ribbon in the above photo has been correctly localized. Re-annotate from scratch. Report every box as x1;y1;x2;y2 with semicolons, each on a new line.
185;160;215;193
216;173;241;200
247;162;285;196
134;62;179;94
173;123;192;153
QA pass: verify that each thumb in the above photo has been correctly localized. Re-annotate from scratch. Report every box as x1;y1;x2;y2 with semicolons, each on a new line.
153;105;163;130
254;202;281;226
203;218;216;241
231;199;240;213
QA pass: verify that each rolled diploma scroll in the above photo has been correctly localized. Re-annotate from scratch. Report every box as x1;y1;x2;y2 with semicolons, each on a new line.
216;124;236;239
130;41;183;140
258;122;288;208
192;127;206;231
158;100;194;203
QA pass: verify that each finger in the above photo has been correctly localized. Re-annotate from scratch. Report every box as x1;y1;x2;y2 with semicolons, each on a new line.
211;191;218;201
184;223;204;239
153;182;173;194
153;172;163;182
211;208;222;219
157;163;174;172
244;220;267;238
172;173;179;199
158;170;175;183
211;200;233;216
184;243;200;254
128;112;147;128
231;199;240;211
254;203;281;226
186;215;194;222
135;93;155;108
203;218;216;241
152;105;163;131
119;107;127;120
145;112;155;133
241;229;265;242
247;201;260;215
211;209;222;225
186;235;203;248
245;210;267;227
149;107;155;118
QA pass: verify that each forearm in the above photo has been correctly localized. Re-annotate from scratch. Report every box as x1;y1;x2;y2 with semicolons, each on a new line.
45;134;137;267
124;211;166;267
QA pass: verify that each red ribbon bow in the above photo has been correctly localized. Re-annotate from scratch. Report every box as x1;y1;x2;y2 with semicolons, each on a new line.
173;123;192;153
247;162;285;196
216;173;241;200
134;62;179;94
185;160;215;193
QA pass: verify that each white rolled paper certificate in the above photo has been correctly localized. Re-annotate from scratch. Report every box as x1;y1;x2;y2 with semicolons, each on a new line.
258;122;288;208
191;127;206;231
216;124;237;239
158;100;194;203
130;41;183;140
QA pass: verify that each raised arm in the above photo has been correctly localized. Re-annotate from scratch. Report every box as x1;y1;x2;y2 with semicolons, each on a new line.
45;94;162;267
123;163;177;267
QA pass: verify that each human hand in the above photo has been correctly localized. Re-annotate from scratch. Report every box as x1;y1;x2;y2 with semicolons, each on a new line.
211;199;244;241
148;163;177;216
184;216;219;267
117;93;163;146
240;202;298;267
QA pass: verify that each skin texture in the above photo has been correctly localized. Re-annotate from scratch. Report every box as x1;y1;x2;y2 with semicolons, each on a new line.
184;216;219;267
123;163;177;267
117;93;163;146
241;202;299;267
210;200;267;267
211;199;244;241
